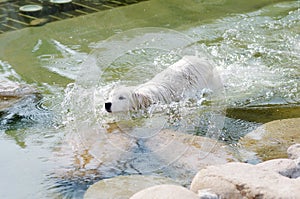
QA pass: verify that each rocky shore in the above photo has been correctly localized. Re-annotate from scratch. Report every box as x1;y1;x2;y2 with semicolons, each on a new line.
84;118;300;198
190;145;300;198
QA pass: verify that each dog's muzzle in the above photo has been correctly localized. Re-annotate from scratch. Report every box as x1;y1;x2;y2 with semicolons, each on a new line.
105;102;112;113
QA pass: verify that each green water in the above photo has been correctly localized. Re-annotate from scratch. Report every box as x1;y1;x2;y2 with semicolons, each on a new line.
0;0;299;198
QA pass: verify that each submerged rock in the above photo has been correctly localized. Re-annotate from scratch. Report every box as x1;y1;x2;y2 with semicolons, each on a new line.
84;175;177;199
239;118;300;161
53;127;136;180
63;129;238;183
130;184;199;199
59;128;237;197
50;127;138;198
143;129;237;184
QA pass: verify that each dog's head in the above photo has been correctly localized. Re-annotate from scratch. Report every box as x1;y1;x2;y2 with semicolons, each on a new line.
105;86;151;113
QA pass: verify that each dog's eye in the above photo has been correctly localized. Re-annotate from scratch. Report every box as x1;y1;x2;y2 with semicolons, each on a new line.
119;96;126;100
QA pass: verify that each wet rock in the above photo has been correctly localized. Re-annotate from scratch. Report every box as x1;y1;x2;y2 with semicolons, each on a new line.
0;79;38;111
56;128;237;197
190;161;300;199
0;79;37;97
53;127;136;180
143;129;237;184
51;127;139;198
239;118;300;161
84;175;177;199
130;184;199;199
287;143;300;160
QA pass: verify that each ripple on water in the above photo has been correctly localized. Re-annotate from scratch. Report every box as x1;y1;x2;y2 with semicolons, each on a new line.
31;4;300;198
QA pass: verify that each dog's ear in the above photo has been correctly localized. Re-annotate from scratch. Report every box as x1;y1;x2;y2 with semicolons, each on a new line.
132;92;151;110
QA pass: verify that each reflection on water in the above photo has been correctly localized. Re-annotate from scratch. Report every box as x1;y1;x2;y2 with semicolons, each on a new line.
36;39;87;80
0;1;299;198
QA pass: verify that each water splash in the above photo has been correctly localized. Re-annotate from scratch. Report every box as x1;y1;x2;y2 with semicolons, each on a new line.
186;1;300;106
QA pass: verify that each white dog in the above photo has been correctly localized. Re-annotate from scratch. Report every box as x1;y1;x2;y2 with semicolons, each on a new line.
105;56;220;113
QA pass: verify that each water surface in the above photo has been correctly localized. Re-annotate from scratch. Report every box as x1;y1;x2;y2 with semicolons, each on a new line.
0;0;299;198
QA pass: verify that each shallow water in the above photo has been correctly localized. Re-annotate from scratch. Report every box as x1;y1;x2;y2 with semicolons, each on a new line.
0;0;300;198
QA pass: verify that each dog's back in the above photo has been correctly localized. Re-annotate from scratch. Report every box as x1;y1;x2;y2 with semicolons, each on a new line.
136;56;219;103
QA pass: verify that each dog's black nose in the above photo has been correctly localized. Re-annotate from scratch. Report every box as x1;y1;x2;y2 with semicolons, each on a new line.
105;102;112;112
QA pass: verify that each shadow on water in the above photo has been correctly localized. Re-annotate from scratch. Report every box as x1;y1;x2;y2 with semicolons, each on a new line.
227;104;300;124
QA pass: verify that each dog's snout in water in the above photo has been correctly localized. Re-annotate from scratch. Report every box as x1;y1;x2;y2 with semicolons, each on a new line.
105;102;112;113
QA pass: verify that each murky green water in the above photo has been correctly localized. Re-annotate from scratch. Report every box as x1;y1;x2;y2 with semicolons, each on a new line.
0;0;299;198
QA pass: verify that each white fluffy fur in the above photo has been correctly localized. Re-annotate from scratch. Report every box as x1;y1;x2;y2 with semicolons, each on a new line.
105;56;219;113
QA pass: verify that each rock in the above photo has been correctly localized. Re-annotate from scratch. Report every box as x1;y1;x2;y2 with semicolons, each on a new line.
256;158;300;179
198;189;218;199
53;126;136;180
0;78;38;111
143;129;238;184
84;175;177;199
55;128;237;196
239;118;300;161
130;184;199;199
287;143;300;159
190;162;300;199
0;79;37;98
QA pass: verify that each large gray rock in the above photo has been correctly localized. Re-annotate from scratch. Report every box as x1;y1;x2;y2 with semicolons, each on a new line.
239;118;300;161
84;175;177;199
130;184;199;199
190;161;300;199
143;129;238;184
